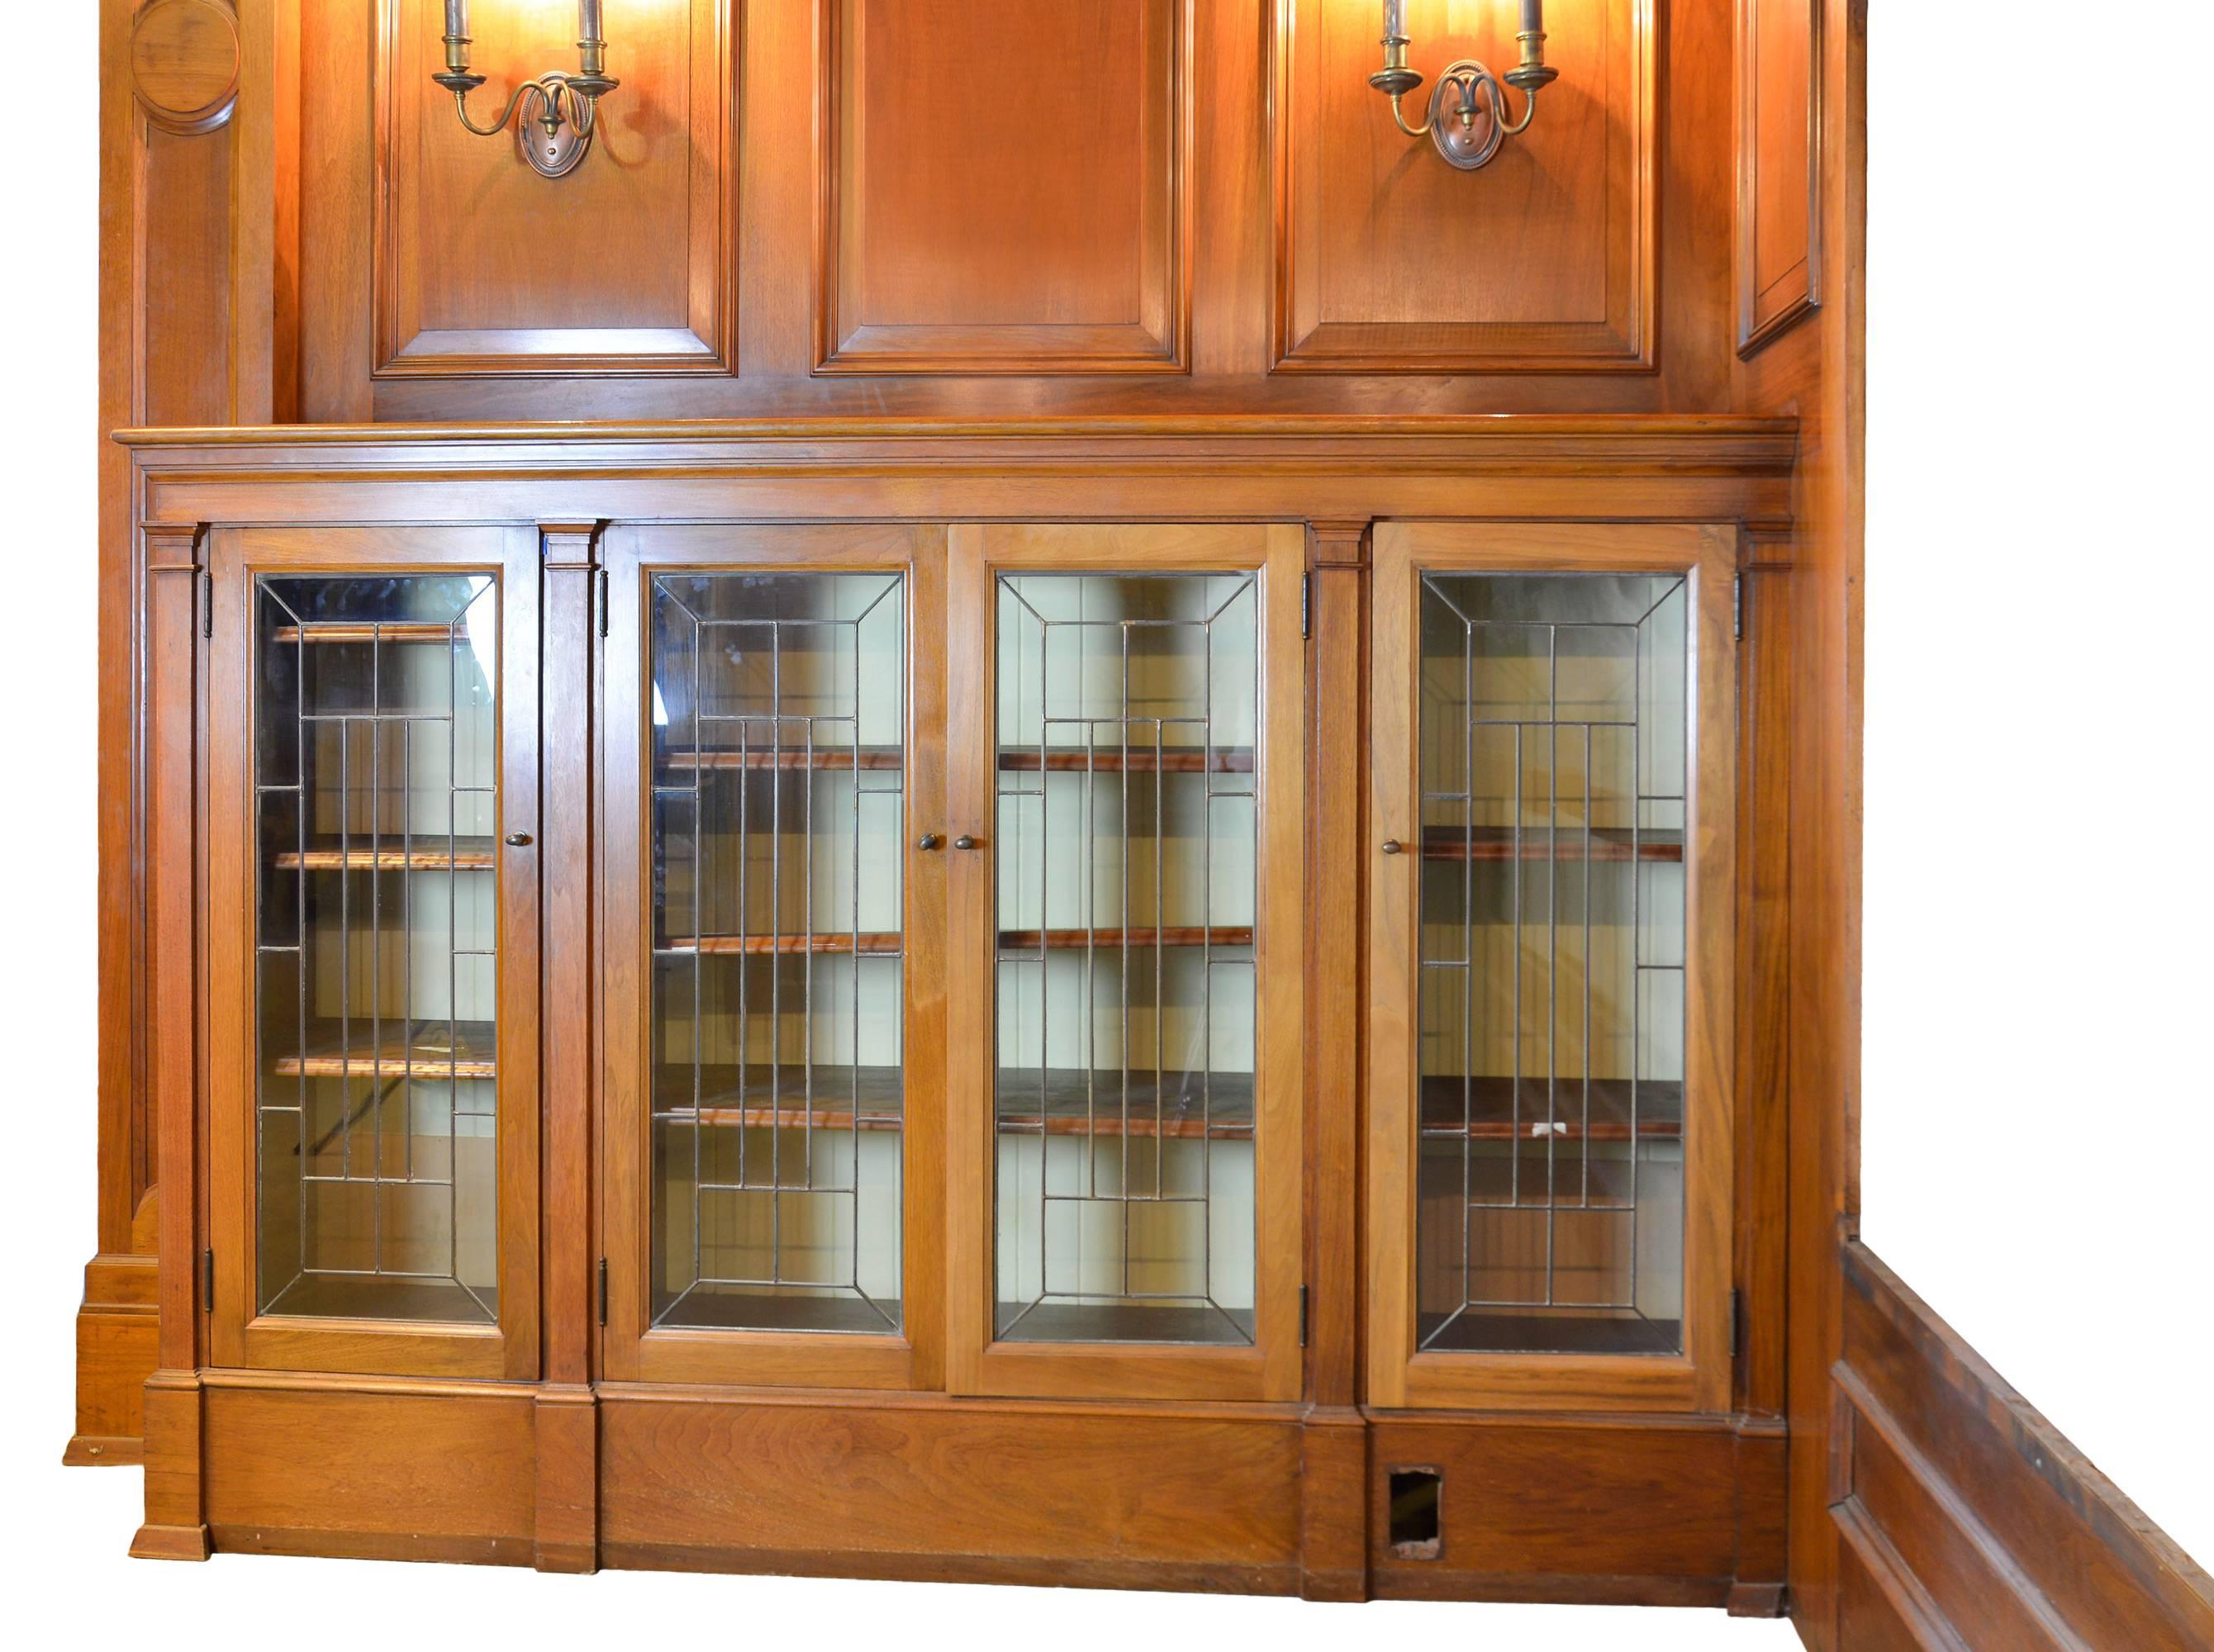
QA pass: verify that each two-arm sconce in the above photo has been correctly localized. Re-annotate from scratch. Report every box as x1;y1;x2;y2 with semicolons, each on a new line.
1370;0;1558;171
435;0;620;178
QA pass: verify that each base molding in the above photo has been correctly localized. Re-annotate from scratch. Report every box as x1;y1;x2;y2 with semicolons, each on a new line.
68;1251;159;1465
129;1522;211;1563
145;1373;1789;1604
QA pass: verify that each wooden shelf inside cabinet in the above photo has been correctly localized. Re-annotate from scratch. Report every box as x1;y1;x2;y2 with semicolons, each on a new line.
658;1065;1254;1140
269;623;468;644
998;926;1255;952
273;838;497;871
997;748;1255;775
662;746;904;773
270;1020;498;1080
1417;1075;1684;1142
658;933;902;957
1418;825;1684;863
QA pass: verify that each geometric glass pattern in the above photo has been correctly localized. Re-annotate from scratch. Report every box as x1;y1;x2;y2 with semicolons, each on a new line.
1414;572;1689;1356
993;572;1260;1345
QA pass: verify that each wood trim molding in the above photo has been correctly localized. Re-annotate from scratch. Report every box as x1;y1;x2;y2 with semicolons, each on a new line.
368;0;739;379
813;0;1194;376
1735;0;1823;358
1829;1242;2214;1650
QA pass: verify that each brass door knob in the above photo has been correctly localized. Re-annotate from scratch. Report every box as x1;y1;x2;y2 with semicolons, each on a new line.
916;833;943;851
954;834;980;851
504;833;534;847
1380;838;1404;855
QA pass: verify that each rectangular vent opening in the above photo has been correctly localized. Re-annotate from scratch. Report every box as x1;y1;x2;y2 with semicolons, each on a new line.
1387;1467;1442;1559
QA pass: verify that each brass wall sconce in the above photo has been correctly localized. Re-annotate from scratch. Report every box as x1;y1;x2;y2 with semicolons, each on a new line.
436;1;620;178
1370;0;1558;171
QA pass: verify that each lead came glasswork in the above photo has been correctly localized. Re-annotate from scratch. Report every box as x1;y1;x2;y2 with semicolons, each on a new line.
649;572;906;1333
993;572;1260;1346
1415;572;1689;1356
253;575;501;1323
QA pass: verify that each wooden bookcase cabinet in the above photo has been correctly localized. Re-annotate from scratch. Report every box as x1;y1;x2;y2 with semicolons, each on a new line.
123;426;1793;1605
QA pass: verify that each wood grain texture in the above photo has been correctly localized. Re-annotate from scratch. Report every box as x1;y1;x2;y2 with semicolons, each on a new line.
1366;1412;1749;1602
131;0;240;130
1741;2;1865;1642
1736;0;1822;355
201;1380;536;1554
1832;1243;2214;1652
598;1392;1303;1572
371;0;737;377
816;0;1190;374
1275;0;1655;374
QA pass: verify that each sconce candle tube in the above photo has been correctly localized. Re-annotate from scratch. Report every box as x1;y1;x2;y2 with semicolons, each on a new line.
1522;0;1543;32
444;0;468;37
1383;0;1407;38
579;0;604;40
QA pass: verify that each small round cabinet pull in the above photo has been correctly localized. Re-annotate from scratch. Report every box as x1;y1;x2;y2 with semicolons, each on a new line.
916;833;943;851
1380;838;1404;856
503;833;534;847
953;834;981;851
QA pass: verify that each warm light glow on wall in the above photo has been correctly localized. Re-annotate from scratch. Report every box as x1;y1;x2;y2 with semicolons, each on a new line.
1367;0;1559;170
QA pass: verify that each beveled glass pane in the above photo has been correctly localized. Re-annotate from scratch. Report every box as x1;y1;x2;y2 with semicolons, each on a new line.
993;572;1258;1346
1414;573;1688;1357
648;572;906;1334
253;574;501;1324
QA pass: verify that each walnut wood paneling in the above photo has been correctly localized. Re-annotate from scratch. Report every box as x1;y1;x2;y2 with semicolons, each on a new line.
599;1393;1303;1581
1274;0;1655;374
1831;1243;2214;1651
202;1381;537;1562
371;0;736;377
1736;0;1821;354
1366;1413;1770;1605
815;0;1190;374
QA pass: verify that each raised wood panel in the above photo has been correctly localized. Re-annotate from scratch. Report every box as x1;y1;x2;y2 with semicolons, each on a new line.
1366;1416;1750;1604
1832;1243;2214;1651
1736;0;1820;354
202;1382;536;1559
373;0;736;377
1275;0;1655;374
599;1393;1303;1576
815;0;1190;374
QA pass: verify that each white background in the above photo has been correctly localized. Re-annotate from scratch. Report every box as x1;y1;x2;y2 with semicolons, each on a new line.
2;4;2203;1646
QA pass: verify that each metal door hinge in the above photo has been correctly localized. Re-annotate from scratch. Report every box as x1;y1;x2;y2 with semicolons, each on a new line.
1299;1284;1310;1346
200;1247;214;1309
596;1256;608;1326
1731;1287;1744;1360
596;567;609;638
1300;571;1313;640
1732;574;1745;642
202;572;213;638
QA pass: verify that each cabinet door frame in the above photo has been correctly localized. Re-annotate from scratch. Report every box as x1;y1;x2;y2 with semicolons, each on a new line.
598;523;948;1390
206;525;543;1381
1366;520;1738;1413
945;522;1306;1403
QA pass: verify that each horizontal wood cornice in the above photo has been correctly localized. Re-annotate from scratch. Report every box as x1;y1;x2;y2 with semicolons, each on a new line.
118;415;1795;476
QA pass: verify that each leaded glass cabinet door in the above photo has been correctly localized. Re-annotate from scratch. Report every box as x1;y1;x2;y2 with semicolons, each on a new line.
207;526;542;1381
1368;522;1737;1413
947;525;1304;1403
601;525;946;1390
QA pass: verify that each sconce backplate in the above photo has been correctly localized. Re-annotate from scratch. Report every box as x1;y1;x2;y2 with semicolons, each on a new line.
516;84;592;178
1428;61;1505;172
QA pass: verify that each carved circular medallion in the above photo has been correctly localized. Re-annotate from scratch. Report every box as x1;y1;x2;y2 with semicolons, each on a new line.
131;0;241;131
